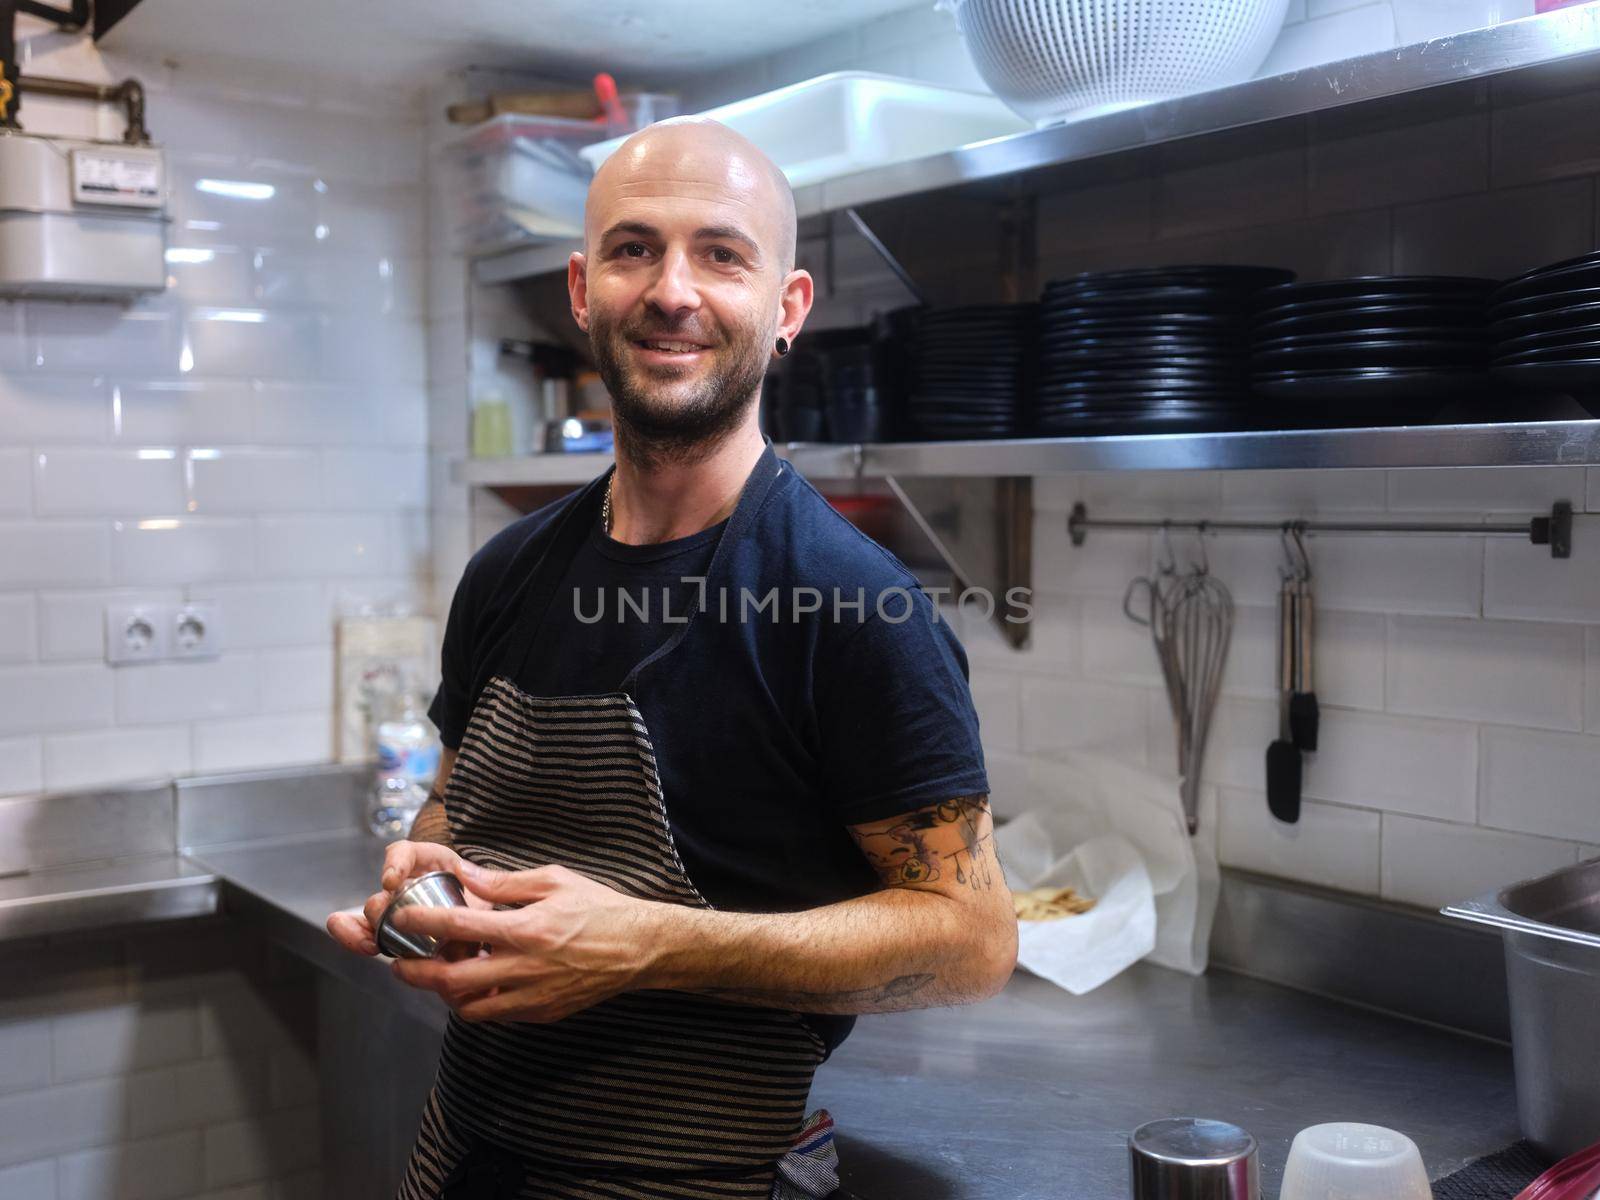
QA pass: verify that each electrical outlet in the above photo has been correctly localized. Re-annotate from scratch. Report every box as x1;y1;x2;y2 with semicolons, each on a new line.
172;603;222;659
105;604;168;665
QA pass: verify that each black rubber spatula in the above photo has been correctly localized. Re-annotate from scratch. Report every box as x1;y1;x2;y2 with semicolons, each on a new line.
1266;572;1302;823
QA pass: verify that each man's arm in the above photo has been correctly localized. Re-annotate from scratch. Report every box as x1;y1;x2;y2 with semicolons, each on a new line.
380;797;1017;1024
404;746;458;847
644;794;1017;1014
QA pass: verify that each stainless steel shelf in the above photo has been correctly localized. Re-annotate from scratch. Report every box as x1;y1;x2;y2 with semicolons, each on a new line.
468;7;1600;286
453;421;1600;485
475;240;582;287
794;6;1600;219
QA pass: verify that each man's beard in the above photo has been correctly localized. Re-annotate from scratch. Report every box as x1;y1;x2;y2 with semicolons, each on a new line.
589;309;769;468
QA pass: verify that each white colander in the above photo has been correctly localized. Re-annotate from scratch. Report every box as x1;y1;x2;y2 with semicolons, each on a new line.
939;0;1291;125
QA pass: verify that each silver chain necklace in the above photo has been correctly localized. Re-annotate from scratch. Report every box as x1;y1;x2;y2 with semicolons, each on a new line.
601;472;614;535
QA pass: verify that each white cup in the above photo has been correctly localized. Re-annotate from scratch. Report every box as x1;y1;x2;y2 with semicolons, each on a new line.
1279;1123;1432;1200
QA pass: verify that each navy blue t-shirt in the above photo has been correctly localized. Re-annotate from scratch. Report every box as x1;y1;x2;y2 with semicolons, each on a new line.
427;442;990;1055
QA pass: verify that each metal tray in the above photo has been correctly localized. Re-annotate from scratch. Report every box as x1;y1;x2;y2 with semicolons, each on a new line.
1444;856;1600;1158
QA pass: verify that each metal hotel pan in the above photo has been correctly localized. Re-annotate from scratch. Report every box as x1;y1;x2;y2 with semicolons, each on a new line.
1443;856;1600;1158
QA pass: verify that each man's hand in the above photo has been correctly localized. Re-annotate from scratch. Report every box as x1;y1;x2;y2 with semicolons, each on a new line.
385;862;660;1024
325;839;492;958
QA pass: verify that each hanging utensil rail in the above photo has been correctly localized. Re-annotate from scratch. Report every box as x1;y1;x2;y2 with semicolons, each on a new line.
1069;501;1573;558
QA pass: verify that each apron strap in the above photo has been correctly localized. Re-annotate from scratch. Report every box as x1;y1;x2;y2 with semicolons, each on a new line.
620;438;783;693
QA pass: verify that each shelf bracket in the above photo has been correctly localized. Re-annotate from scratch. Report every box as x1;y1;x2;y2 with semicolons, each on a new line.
884;475;1032;650
843;207;926;308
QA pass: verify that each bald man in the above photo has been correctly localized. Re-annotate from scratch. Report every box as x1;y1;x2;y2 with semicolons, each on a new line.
329;120;1016;1200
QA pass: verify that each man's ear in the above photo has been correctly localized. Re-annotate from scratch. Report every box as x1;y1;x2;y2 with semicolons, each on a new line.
776;267;814;349
568;251;589;333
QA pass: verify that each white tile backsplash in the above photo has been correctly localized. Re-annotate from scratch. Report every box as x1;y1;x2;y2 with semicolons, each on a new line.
258;514;392;577
0;451;30;516
1388;616;1585;730
1218;787;1383;893
192;710;333;775
1305;534;1484;616
1387;466;1586;514
182;581;329;649
112;518;258;586
0;523;111;589
1021;676;1149;762
258;647;335;714
0;736;43;795
33;448;186;517
41;725;193;792
0;595;36;664
322;449;429;510
187;448;323;514
57;1129;204;1200
0;375;110;444
1484;517;1600;623
51;999;200;1083
1380;814;1579;909
1303;708;1477;822
1218;469;1387;515
1258;2;1395;75
0;664;114;735
1480;725;1600;843
112;379;257;446
114;655;259;725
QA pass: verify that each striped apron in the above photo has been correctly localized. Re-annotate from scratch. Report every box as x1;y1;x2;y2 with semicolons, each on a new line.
398;449;831;1200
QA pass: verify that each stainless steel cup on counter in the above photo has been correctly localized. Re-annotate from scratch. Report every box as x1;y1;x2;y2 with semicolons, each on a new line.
1130;1118;1259;1200
375;871;469;959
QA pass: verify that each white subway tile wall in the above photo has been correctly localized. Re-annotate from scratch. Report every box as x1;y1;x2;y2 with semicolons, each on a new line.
0;45;429;802
0;926;321;1195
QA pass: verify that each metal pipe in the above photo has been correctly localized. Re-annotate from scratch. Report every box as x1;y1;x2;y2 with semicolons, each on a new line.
18;73;150;143
1068;501;1574;557
1074;516;1534;536
17;0;87;28
0;0;19;130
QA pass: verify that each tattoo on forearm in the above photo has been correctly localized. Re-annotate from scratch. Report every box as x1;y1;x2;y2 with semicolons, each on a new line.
407;795;452;846
848;795;1001;893
698;972;935;1010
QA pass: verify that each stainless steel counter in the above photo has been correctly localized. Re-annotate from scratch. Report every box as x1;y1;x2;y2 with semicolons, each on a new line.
174;831;1520;1200
0;854;217;939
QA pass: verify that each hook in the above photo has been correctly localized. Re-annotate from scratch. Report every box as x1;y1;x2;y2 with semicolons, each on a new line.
1278;523;1300;581
1123;575;1155;627
1291;523;1312;582
1192;522;1210;576
1157;523;1177;576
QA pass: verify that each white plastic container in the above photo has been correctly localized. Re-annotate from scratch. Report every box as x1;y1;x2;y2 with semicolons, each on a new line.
438;114;596;256
579;72;1030;189
1279;1123;1432;1200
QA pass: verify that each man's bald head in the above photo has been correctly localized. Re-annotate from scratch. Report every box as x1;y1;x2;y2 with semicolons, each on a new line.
585;118;797;273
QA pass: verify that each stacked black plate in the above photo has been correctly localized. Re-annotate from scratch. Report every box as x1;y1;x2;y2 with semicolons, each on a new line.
1035;266;1291;436
905;304;1035;440
1490;251;1600;401
1250;276;1496;417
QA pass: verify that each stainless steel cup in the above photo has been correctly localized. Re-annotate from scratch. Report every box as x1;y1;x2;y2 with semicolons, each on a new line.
1130;1118;1260;1200
375;871;468;960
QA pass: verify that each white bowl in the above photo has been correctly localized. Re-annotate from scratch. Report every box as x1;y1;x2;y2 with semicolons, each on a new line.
946;0;1291;125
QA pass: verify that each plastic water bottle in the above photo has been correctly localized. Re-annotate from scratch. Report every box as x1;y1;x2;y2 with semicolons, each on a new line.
368;686;441;840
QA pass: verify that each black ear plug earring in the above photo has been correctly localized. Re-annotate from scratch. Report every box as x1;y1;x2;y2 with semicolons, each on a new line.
775;336;790;357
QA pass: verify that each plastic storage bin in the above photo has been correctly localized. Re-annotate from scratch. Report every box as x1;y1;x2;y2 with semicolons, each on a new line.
439;95;678;257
